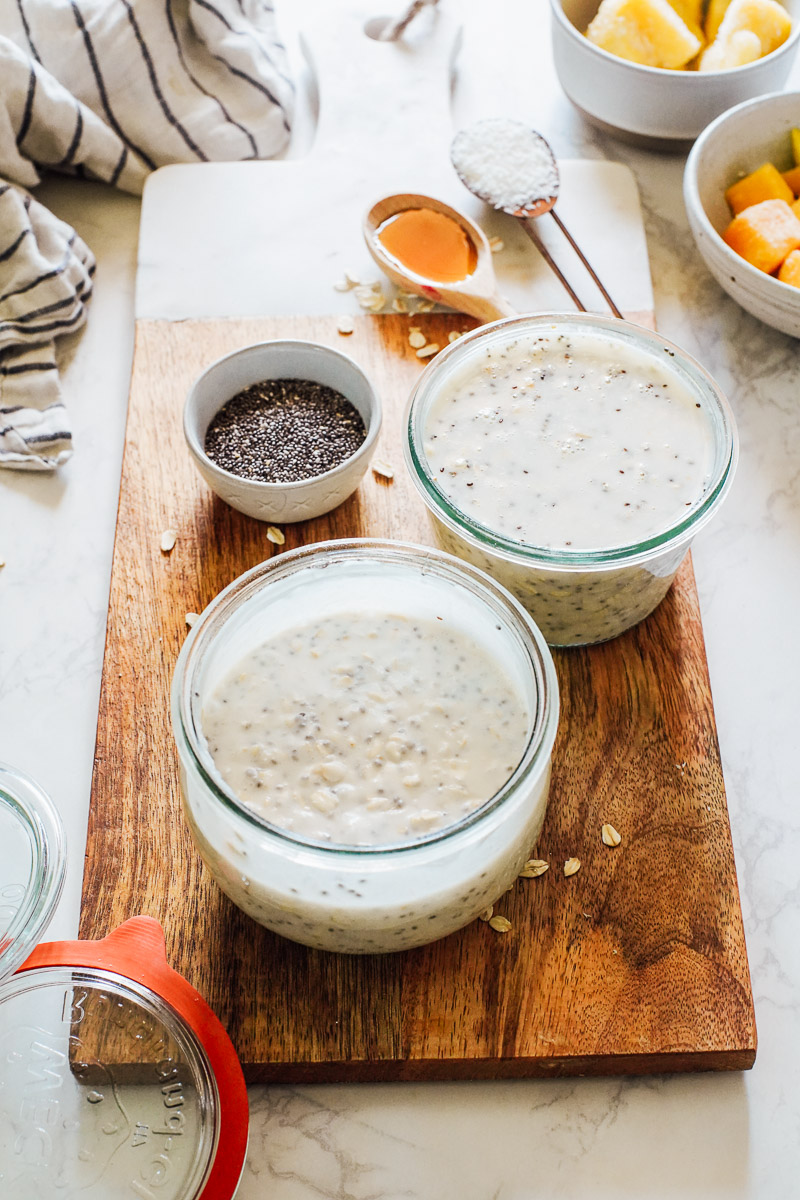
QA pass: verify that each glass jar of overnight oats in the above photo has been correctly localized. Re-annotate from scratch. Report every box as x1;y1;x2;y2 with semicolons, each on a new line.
404;313;738;646
171;540;558;954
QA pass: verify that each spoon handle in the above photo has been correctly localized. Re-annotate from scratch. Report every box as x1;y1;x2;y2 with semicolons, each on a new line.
549;211;623;319
519;219;588;313
453;291;516;322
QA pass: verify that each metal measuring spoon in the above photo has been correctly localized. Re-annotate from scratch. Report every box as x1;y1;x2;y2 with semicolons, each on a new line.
450;118;622;318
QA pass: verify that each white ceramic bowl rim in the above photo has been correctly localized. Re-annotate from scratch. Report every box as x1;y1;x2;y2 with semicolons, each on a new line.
172;538;560;857
684;90;800;300
184;339;382;492
404;312;738;571
550;0;800;76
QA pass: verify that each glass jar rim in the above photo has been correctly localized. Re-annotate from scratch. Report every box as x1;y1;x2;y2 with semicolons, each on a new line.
0;762;66;983
404;312;739;568
172;538;559;856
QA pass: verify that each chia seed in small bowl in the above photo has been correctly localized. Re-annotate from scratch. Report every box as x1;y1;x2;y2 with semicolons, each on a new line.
184;340;382;523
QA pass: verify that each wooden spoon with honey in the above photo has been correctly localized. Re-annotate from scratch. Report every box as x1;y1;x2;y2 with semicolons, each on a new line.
363;193;515;322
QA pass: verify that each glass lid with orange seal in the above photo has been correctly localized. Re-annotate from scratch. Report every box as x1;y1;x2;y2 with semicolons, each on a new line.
0;761;248;1200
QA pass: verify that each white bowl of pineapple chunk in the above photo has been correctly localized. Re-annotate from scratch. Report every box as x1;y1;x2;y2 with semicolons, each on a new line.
551;0;799;144
684;91;800;336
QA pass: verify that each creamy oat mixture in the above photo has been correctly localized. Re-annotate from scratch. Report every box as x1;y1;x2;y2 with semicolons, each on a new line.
423;330;716;552
202;611;530;846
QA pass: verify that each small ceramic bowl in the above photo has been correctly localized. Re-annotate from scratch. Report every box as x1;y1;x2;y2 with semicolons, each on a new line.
551;0;800;147
184;340;382;523
684;91;800;338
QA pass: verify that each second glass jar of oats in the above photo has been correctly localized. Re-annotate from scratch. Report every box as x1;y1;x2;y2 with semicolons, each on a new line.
404;312;738;645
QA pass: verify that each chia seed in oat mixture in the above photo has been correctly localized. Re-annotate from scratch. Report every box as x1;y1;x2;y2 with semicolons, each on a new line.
204;378;367;483
202;610;529;847
423;330;716;553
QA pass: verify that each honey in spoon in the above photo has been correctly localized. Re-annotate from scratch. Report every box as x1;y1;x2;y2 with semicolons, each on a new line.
376;207;478;283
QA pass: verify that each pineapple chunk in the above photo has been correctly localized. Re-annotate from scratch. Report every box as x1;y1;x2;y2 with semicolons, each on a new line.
705;0;733;40
723;199;800;274
668;0;705;40
586;0;702;68
700;27;762;66
778;248;800;285
700;0;792;70
725;162;795;214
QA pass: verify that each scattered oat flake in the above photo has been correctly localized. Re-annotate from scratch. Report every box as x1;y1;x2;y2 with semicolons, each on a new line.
344;269;361;287
185;612;199;628
408;328;426;348
336;315;355;335
489;236;504;253
160;529;177;553
488;915;512;933
267;526;285;545
333;278;353;292
519;858;549;878
392;296;409;313
359;295;386;314
601;823;622;847
417;299;435;312
564;857;581;877
372;459;394;480
416;343;439;359
478;905;494;922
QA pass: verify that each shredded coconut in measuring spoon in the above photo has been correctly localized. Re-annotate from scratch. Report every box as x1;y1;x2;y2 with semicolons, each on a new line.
450;118;559;212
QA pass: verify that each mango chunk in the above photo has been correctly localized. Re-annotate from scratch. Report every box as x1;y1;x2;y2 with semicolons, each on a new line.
700;0;792;70
723;199;800;273
793;197;800;220
782;165;800;196
586;0;702;67
777;248;800;286
726;162;795;214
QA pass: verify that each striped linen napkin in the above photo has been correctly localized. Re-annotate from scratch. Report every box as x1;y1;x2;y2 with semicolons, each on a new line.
0;183;94;469
0;0;294;469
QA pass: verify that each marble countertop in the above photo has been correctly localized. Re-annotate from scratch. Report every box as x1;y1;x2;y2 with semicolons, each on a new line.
3;1;800;1196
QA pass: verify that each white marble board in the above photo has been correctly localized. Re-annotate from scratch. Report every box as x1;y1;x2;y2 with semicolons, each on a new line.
135;5;653;322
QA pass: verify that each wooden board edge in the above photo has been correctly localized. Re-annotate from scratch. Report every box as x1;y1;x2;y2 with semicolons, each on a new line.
243;1046;757;1084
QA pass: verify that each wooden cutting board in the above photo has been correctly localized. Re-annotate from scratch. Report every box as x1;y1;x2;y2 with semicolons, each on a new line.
79;311;756;1080
79;1;754;1078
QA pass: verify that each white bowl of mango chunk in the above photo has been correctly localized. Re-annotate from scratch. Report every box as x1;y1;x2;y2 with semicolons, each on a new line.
684;91;800;336
551;0;800;144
